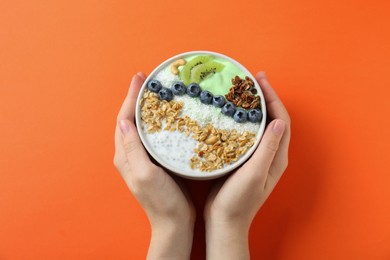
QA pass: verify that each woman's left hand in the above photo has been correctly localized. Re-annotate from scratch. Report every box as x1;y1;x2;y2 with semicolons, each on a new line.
114;73;195;260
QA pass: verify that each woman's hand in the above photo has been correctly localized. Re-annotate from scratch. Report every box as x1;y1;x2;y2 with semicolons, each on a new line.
204;72;291;260
114;73;195;260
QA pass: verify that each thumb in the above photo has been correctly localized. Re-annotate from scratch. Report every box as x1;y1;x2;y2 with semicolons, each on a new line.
246;119;286;176
119;119;151;173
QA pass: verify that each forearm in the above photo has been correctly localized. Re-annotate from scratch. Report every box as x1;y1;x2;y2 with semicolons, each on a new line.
147;221;194;260
206;221;250;260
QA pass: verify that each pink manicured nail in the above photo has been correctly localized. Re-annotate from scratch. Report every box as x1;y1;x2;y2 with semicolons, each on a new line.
272;119;285;136
119;120;130;135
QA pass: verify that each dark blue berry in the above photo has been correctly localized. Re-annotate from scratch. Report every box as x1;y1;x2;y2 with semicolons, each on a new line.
212;95;226;108
248;109;262;123
158;87;173;101
187;83;201;97
147;79;162;93
233;109;248;123
221;102;236;117
171;82;186;96
199;90;213;104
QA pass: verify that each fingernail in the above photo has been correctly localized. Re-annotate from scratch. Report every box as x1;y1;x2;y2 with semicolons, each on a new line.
272;119;285;136
256;71;268;79
137;72;146;80
130;74;138;85
119;120;130;135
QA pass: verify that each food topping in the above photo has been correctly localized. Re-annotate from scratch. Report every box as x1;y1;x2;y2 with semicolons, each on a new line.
225;76;260;109
140;90;256;171
170;59;187;75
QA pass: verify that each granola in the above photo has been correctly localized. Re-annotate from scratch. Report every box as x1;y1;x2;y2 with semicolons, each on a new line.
140;90;257;172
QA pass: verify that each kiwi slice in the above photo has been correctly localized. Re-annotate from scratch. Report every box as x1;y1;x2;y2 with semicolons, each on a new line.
190;61;225;83
180;55;213;85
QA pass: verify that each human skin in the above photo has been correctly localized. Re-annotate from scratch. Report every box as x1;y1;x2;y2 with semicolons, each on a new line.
113;71;290;260
204;71;291;259
114;72;195;260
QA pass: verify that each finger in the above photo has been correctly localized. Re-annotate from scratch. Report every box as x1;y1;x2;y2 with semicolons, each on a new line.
114;73;146;172
114;125;127;172
245;119;285;181
137;72;147;80
256;72;290;124
119;119;153;178
256;72;291;181
117;73;146;123
256;71;268;80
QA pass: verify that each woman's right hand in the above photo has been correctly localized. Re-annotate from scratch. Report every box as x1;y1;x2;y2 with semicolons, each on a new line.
204;71;291;259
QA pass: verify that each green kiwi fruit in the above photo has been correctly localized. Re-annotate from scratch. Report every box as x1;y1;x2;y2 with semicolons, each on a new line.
180;55;213;85
190;61;225;83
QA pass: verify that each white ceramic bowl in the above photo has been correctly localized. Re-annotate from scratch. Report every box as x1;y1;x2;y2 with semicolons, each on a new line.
135;51;266;180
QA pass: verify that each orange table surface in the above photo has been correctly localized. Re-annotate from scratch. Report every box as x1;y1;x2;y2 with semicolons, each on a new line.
1;0;389;259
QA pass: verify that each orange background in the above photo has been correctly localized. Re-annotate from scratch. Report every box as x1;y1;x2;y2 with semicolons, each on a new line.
1;0;389;259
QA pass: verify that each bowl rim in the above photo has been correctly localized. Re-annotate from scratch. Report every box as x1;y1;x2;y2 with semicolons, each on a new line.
135;50;267;180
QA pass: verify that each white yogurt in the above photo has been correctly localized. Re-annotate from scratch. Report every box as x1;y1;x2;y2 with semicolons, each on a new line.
143;130;201;173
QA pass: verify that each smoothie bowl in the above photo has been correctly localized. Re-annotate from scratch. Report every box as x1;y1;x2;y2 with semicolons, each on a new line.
135;51;266;180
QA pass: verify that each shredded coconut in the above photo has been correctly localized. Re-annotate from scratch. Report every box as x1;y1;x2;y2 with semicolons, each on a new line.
175;95;260;133
154;67;180;88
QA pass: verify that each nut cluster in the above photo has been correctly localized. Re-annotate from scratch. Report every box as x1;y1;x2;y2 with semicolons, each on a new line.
140;90;256;172
225;76;260;109
140;90;183;133
190;125;255;171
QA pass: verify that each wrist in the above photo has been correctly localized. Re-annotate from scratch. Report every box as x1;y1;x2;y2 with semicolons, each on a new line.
147;219;194;260
205;220;250;260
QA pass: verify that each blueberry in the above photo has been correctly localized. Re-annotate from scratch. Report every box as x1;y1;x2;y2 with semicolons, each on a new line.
199;90;213;104
158;87;173;101
187;83;201;97
221;102;236;117
147;79;162;93
233;109;248;123
212;95;226;108
248;109;263;123
171;82;186;96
